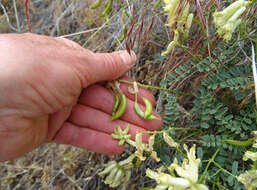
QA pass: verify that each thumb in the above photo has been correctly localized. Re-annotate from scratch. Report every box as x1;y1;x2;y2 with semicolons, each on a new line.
82;50;136;86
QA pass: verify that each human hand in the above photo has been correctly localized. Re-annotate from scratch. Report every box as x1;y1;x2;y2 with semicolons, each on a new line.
0;33;162;161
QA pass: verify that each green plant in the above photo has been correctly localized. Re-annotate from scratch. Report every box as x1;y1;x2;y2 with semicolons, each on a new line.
97;0;257;189
110;92;127;120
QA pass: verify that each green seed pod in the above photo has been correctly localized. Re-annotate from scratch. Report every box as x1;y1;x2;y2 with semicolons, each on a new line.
110;93;127;120
90;0;103;9
113;169;124;185
99;161;117;176
112;93;120;116
224;139;254;147
134;95;159;120
143;97;153;119
105;167;118;185
146;114;159;120
124;170;132;184
134;95;145;119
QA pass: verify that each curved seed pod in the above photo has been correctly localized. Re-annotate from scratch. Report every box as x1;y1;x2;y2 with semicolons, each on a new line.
134;95;159;120
124;170;132;184
112;169;124;187
147;114;159;120
90;0;103;9
134;95;145;119
110;93;127;120
143;97;153;119
224;139;254;147
112;93;120;116
119;155;135;166
99;161;117;176
105;167;118;185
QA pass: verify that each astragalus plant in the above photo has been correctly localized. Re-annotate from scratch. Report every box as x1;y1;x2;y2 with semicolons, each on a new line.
146;145;208;190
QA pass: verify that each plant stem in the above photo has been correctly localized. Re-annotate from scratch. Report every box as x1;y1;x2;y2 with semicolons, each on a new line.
199;143;223;183
118;80;195;97
151;32;168;43
212;161;234;177
24;0;31;32
178;130;203;143
176;146;187;157
178;44;201;62
142;127;196;135
83;0;137;47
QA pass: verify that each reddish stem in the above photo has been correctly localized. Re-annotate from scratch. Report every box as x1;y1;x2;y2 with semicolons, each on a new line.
25;0;31;32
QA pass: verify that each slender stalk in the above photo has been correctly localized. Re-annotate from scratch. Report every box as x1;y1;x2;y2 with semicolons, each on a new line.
151;32;168;43
83;0;138;47
178;44;201;62
176;146;187;158
0;2;18;31
178;130;203;143
199;143;223;183
212;161;234;177
142;127;196;135
25;0;31;32
118;80;195;97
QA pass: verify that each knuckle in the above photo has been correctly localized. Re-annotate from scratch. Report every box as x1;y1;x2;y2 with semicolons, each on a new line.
101;53;120;78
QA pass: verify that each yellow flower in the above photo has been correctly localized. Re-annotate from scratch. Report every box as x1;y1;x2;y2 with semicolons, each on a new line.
146;145;209;190
213;0;250;41
163;0;180;27
169;144;200;183
243;151;257;161
163;132;179;148
161;30;179;56
135;133;147;161
162;0;194;56
99;155;135;187
237;170;257;190
146;169;190;188
135;132;160;162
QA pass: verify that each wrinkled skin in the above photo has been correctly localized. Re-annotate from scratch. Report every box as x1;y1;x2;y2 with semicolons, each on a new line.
0;33;162;161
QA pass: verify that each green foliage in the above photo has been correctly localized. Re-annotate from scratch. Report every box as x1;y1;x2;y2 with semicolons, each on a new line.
162;92;181;129
86;0;257;189
202;65;252;90
158;40;256;189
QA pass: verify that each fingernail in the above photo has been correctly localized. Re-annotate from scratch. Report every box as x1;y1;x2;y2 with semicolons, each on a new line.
119;50;136;67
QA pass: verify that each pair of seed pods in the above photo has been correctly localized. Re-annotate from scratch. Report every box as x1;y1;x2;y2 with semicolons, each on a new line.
110;92;158;121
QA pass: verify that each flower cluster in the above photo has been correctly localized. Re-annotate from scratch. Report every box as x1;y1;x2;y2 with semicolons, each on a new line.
98;155;135;188
237;131;257;190
135;132;160;162
146;145;208;190
213;0;250;41
111;125;134;146
99;125;210;189
162;0;193;56
99;126;160;187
